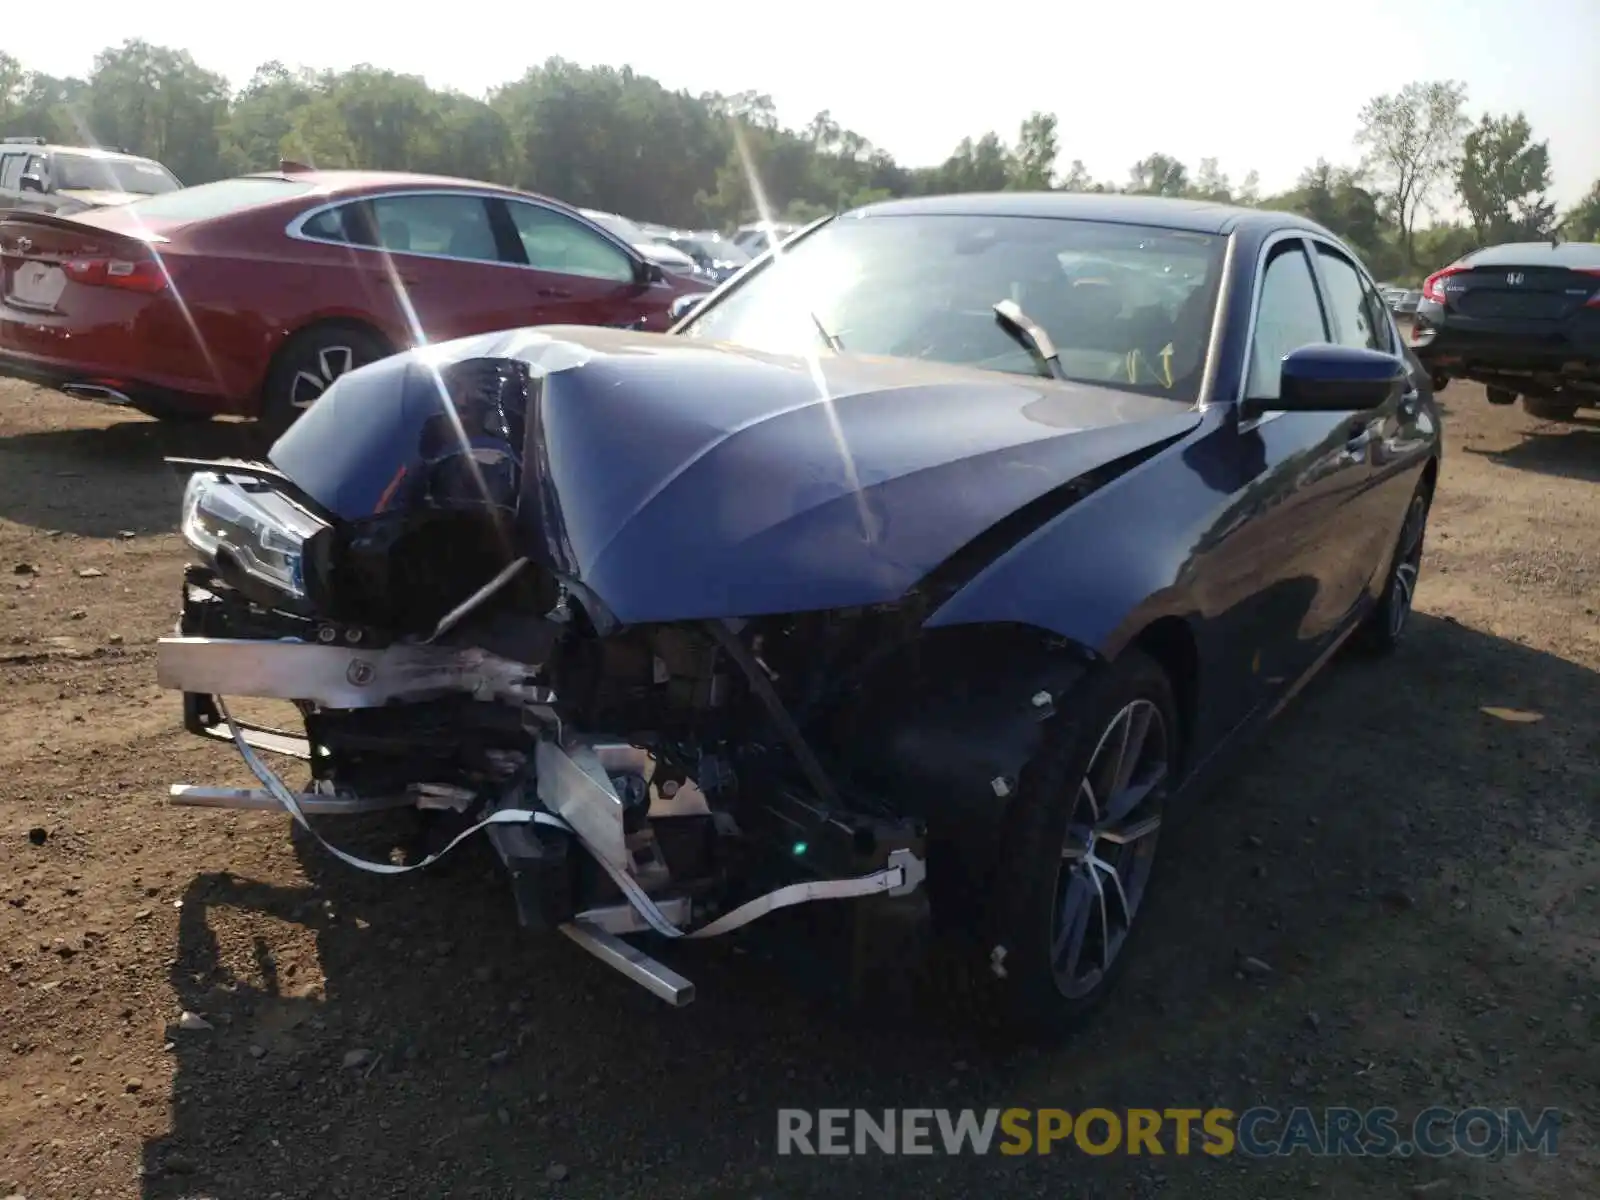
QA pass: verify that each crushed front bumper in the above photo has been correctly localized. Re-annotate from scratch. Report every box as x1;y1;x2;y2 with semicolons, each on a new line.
154;629;929;1007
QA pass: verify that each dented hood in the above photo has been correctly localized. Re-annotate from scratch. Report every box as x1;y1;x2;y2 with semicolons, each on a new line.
270;325;1201;625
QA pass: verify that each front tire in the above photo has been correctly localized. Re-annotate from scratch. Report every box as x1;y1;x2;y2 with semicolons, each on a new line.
1485;386;1518;406
979;648;1177;1036
260;324;389;439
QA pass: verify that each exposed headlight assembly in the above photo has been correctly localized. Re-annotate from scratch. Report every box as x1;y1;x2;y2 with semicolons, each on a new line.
181;472;328;602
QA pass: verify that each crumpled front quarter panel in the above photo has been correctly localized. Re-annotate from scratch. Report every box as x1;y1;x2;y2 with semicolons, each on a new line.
269;325;1205;627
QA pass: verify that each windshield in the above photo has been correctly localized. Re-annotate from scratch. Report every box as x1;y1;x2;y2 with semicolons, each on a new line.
683;213;1225;401
54;153;180;194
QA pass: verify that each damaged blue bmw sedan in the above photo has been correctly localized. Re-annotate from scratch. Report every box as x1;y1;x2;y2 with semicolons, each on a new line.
154;192;1439;1035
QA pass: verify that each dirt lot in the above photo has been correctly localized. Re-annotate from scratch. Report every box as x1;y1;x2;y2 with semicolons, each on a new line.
0;377;1596;1200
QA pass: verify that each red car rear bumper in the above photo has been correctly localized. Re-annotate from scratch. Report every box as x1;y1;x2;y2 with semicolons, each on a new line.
0;344;233;418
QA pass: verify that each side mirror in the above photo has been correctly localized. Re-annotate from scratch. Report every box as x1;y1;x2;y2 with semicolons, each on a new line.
635;259;667;287
668;293;708;324
19;173;44;194
1246;344;1404;418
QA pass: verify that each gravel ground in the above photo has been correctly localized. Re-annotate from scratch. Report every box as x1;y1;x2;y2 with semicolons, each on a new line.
0;377;1596;1200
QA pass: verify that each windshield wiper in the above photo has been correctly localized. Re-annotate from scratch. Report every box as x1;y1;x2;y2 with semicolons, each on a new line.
993;299;1068;381
810;311;844;352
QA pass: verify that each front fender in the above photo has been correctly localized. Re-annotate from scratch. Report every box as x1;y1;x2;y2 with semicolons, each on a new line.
924;405;1228;659
824;624;1092;920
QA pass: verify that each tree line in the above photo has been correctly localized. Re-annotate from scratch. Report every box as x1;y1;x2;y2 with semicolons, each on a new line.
4;41;1599;284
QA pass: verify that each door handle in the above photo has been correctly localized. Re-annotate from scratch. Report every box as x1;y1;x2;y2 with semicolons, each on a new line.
537;287;573;299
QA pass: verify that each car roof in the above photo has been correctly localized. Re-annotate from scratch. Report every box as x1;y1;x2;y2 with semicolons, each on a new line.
1;142;157;163
1466;240;1600;269
852;191;1328;237
243;168;526;196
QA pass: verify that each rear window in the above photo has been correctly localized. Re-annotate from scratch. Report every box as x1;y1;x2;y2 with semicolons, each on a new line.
1466;241;1600;270
120;177;317;223
54;153;180;194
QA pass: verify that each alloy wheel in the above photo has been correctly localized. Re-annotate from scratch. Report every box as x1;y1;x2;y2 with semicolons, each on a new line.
289;345;356;409
1051;699;1169;999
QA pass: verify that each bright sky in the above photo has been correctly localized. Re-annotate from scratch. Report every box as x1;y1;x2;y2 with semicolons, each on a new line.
8;0;1599;210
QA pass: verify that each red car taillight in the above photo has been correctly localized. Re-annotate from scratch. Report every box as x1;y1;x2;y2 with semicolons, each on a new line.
1420;264;1466;304
1580;267;1600;308
61;257;167;293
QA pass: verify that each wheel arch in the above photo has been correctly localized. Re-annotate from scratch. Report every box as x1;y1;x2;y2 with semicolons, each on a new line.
1420;455;1439;496
253;316;398;417
825;620;1095;918
1127;614;1199;777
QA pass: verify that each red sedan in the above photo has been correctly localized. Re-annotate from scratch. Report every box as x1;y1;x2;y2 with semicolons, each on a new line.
0;167;709;432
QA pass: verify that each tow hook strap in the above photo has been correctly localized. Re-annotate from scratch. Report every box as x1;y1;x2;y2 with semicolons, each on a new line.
216;698;910;940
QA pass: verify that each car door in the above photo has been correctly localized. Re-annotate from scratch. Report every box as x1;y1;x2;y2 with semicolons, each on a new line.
1306;240;1418;584
1190;235;1378;731
303;191;540;345
11;154;50;213
0;153;22;210
499;199;676;330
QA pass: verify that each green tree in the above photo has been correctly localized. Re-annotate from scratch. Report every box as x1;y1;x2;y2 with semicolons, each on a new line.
1565;180;1600;242
1456;112;1555;241
1261;161;1398;279
282;95;359;168
85;40;230;183
1057;159;1094;192
916;132;1013;194
1355;79;1470;267
1413;223;1481;276
1;53;90;145
1008;112;1059;189
221;62;321;173
2;43;1580;255
1235;170;1261;207
1191;157;1232;202
1126;153;1188;196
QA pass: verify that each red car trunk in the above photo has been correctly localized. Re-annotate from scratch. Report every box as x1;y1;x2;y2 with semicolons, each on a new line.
0;210;213;402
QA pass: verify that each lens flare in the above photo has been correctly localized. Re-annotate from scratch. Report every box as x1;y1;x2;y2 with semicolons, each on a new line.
730;121;878;545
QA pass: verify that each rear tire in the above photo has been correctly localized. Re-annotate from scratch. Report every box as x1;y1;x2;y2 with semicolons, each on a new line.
973;648;1177;1039
1522;396;1579;422
1355;478;1432;657
260;324;390;440
1485;386;1517;406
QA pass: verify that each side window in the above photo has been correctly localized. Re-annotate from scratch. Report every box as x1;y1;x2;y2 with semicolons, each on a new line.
1359;273;1394;353
0;154;21;189
1314;245;1386;351
365;194;502;263
506;202;636;282
1246;241;1328;403
299;206;353;243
